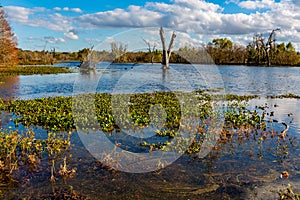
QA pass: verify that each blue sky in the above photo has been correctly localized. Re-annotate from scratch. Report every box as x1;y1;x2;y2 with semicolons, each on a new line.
1;0;299;52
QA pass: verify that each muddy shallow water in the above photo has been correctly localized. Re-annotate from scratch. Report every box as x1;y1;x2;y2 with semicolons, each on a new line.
1;63;300;199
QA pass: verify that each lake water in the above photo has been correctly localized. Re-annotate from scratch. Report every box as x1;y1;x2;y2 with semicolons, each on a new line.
1;63;300;199
1;63;300;100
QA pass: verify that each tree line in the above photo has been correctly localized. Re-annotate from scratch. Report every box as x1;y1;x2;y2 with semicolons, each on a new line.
1;6;299;67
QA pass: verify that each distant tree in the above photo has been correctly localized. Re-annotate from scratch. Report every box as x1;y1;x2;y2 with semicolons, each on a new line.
143;38;157;64
212;38;233;49
208;38;238;64
286;42;295;52
111;42;127;63
0;6;18;66
77;48;91;61
247;28;280;66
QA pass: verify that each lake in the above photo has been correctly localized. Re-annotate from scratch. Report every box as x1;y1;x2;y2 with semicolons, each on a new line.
0;63;300;199
1;63;300;100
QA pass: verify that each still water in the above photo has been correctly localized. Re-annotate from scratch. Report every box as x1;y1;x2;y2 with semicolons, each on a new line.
1;63;300;100
1;63;300;199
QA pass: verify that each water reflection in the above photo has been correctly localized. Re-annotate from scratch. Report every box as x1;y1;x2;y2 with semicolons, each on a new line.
0;76;19;100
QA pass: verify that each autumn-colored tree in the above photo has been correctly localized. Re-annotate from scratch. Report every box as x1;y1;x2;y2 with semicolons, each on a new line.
0;6;18;67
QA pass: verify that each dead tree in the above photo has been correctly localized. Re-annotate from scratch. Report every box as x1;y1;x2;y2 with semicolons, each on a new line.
253;34;266;65
79;44;96;70
159;27;176;69
143;38;156;64
266;28;280;66
250;28;280;66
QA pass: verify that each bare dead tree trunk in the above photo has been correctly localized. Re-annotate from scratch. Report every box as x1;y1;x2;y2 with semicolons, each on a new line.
159;27;176;69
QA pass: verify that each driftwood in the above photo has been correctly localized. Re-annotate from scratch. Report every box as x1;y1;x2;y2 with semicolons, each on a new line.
159;27;176;69
280;122;289;139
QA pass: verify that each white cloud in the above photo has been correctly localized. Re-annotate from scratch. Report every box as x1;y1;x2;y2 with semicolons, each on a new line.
76;6;162;29
4;6;33;23
70;8;83;13
53;7;82;13
4;0;300;51
44;36;66;44
75;0;300;49
4;6;75;33
238;0;275;10
53;7;61;11
64;31;79;40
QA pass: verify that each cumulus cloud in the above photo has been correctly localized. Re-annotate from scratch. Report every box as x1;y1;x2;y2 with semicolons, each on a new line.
4;6;75;33
4;0;300;50
76;6;162;29
238;0;275;10
64;31;79;40
75;0;300;48
53;6;82;13
70;8;83;13
4;6;33;23
53;7;61;11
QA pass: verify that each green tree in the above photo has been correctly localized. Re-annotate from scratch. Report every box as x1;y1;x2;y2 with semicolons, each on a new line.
212;38;233;49
286;42;295;52
0;6;18;66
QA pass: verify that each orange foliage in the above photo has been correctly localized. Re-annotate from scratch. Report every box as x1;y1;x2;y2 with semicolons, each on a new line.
0;8;18;67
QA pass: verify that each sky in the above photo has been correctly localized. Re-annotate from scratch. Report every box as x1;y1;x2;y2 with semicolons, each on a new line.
1;0;300;52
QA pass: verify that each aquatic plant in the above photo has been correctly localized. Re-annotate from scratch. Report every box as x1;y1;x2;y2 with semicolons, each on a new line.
268;93;300;99
0;91;293;159
0;99;6;110
0;130;42;176
224;101;264;129
0;129;72;182
278;184;300;200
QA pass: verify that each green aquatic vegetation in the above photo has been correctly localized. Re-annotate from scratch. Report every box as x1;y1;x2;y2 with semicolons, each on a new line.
224;101;265;129
4;90;211;133
144;100;270;154
7;96;74;131
269;93;300;99
0;99;6;110
223;94;259;102
0;66;72;77
2;91;269;156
